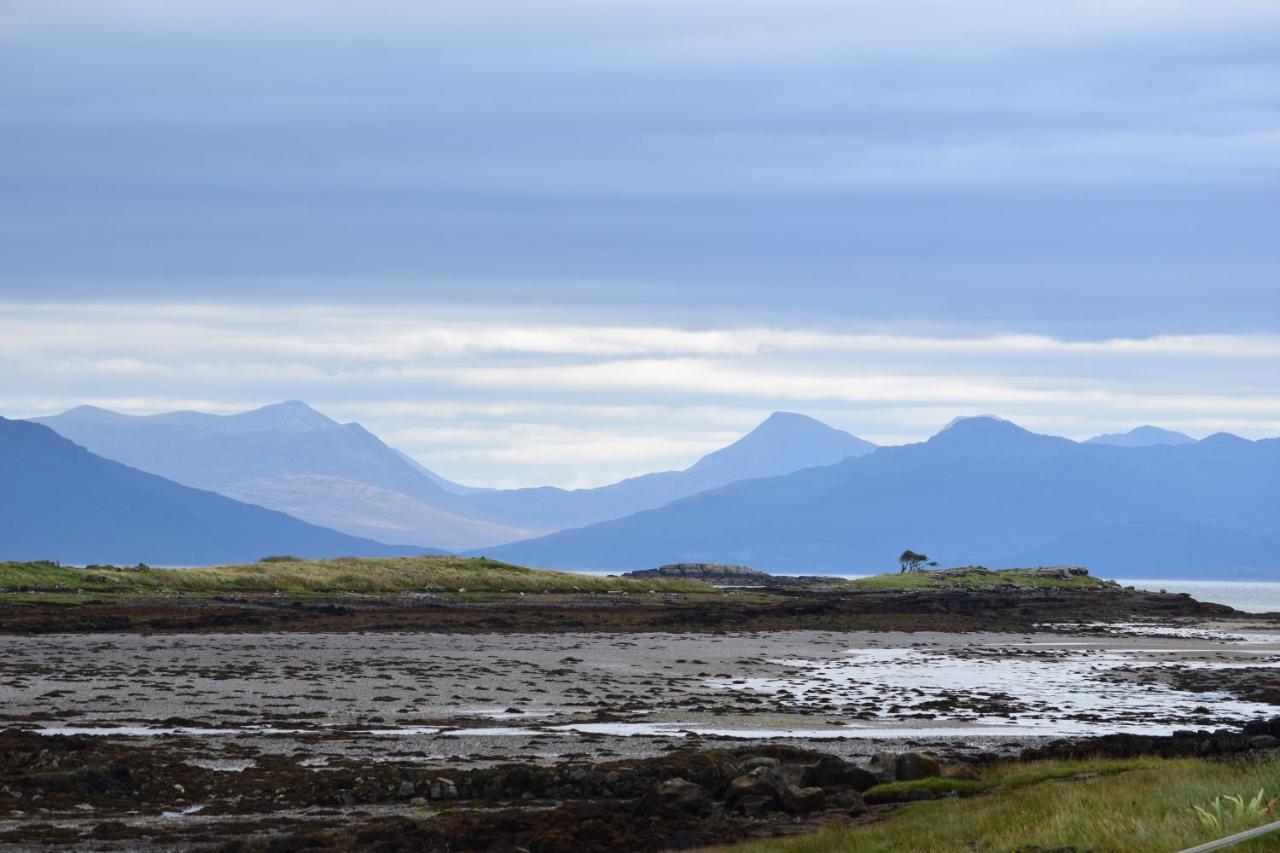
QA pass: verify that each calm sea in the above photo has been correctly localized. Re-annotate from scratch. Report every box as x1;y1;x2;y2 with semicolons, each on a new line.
1110;579;1280;614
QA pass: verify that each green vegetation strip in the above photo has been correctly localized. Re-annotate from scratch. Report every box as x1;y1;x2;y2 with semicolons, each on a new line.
843;566;1110;591
0;557;713;596
723;756;1280;853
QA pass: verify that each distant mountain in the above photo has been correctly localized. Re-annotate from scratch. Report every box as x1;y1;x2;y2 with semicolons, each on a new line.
460;412;876;531
33;402;531;551
33;404;872;551
1085;425;1195;447
393;449;491;496
0;417;437;565
476;416;1280;579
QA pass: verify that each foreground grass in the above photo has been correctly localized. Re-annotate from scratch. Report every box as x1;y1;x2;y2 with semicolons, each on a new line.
723;755;1280;853
844;565;1111;592
0;557;713;596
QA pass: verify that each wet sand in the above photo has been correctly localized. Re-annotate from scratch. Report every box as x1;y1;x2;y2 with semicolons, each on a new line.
4;622;1279;766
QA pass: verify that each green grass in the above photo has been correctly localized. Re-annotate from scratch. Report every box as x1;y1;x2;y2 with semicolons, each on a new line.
721;755;1280;853
0;557;713;596
844;565;1111;592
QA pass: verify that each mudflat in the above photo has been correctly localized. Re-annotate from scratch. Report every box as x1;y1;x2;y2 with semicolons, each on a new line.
3;616;1280;851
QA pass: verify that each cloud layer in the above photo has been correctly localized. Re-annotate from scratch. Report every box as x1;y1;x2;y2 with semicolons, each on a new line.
3;303;1276;487
1;1;1277;335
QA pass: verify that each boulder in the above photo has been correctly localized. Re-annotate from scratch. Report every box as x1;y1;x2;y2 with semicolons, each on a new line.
894;753;942;781
726;773;777;803
778;785;826;814
637;778;711;816
734;794;776;817
805;755;879;792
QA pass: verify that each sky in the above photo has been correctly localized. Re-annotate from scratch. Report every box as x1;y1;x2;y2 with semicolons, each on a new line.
2;1;1278;487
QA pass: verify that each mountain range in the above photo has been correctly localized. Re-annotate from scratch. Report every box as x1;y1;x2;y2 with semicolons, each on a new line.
33;402;533;552
0;417;433;565
461;411;875;530
18;403;1278;577
474;417;1280;579
32;404;874;553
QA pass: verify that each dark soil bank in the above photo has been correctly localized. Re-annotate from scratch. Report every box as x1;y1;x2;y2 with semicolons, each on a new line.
0;586;1238;636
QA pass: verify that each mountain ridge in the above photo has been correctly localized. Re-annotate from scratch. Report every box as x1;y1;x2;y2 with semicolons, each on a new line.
473;416;1280;578
0;417;438;565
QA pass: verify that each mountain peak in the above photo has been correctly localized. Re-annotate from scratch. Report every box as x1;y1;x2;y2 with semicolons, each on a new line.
232;401;338;432
754;411;832;433
682;412;875;481
936;414;1026;436
928;415;1062;450
1085;425;1194;447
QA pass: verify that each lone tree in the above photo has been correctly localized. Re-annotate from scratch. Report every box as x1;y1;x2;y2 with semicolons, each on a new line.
898;550;930;573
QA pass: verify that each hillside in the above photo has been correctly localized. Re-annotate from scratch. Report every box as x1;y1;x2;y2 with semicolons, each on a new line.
0;417;437;565
476;417;1280;577
34;404;875;549
34;402;531;551
461;411;875;530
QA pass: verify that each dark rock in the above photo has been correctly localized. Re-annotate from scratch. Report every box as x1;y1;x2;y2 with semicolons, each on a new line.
726;773;777;803
894;752;942;782
1243;719;1270;736
828;789;867;815
734;794;776;817
1248;735;1280;749
662;831;706;850
778;785;826;814
805;755;879;791
636;778;711;817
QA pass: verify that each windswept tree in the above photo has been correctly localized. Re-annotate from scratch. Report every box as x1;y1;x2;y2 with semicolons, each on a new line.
898;550;929;573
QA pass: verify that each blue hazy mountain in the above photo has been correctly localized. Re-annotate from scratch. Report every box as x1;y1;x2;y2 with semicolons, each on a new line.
35;405;874;548
475;417;1280;579
460;411;876;530
1085;425;1196;447
33;402;532;552
0;417;437;565
393;448;492;495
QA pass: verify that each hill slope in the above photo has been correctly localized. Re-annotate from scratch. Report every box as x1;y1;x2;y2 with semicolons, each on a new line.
0;417;437;565
34;402;531;551
461;411;875;530
35;405;875;548
476;417;1280;578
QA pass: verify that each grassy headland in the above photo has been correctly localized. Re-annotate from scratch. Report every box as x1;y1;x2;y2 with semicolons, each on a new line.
0;556;712;596
843;565;1112;592
724;754;1280;853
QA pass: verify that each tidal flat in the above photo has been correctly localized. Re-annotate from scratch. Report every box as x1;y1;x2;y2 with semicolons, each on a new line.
3;620;1280;850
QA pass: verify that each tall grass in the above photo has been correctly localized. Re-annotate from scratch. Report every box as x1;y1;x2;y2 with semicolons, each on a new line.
0;557;712;595
721;756;1280;853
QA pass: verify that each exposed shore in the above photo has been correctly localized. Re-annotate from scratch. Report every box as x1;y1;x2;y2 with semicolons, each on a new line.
3;560;1279;850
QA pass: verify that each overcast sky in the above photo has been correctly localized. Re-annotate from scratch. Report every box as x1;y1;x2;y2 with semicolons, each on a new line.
2;2;1277;486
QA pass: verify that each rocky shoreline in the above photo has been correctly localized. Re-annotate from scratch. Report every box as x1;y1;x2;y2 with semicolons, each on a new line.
4;720;1280;851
